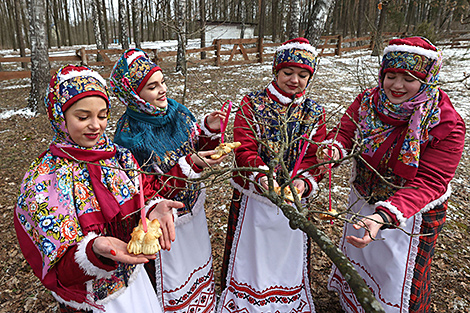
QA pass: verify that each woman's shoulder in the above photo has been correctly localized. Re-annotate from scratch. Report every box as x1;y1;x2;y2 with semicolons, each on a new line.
168;98;196;122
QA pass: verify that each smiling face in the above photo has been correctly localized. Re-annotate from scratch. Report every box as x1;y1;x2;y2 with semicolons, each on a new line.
276;67;311;95
383;72;422;104
138;70;168;109
64;96;108;148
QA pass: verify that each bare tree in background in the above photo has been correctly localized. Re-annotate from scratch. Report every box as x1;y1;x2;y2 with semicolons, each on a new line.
91;0;104;59
14;0;28;68
99;0;109;49
133;0;142;49
304;0;336;47
288;0;300;38
175;0;187;74
199;0;206;59
28;0;50;114
371;0;388;56
119;0;129;49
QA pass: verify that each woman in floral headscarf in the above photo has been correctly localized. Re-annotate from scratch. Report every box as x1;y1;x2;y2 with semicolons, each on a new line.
217;38;327;313
14;65;181;313
322;37;465;312
110;49;227;313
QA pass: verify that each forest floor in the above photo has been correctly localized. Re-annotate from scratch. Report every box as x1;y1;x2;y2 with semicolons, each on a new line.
0;54;469;312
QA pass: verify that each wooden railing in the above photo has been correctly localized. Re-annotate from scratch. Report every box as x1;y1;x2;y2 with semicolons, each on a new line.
0;32;406;81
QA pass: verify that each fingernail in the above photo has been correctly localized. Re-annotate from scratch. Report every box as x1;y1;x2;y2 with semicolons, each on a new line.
110;250;116;256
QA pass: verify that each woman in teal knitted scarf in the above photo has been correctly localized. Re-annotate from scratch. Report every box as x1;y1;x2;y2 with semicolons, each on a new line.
110;49;227;313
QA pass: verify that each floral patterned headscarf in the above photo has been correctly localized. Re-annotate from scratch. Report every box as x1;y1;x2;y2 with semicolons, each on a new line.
110;48;166;116
358;37;442;180
15;65;141;278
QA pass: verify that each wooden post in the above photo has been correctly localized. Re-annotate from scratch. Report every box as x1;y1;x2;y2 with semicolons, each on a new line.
77;47;88;66
335;35;343;56
215;39;221;66
152;49;159;64
258;37;264;63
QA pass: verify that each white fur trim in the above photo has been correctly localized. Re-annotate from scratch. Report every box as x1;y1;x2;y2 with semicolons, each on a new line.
126;50;147;66
374;201;407;228
322;139;348;161
419;184;452;214
51;291;99;312
179;156;202;179
276;42;318;57
299;172;319;198
267;83;292;105
75;232;114;279
200;115;221;138
252;165;270;182
59;69;107;87
145;198;179;222
384;44;438;60
375;183;452;228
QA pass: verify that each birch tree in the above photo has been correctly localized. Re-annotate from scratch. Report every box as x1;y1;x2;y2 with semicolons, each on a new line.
91;0;104;54
288;0;300;38
119;0;129;49
199;0;206;59
304;0;336;47
28;0;50;114
175;0;187;74
14;0;27;68
133;0;142;48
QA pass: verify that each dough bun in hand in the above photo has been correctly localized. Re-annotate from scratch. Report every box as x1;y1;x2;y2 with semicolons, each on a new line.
318;209;338;221
274;186;300;203
127;218;163;255
210;142;242;159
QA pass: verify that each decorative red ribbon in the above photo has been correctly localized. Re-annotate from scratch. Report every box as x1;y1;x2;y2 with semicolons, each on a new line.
327;145;334;224
291;134;309;179
139;174;147;232
220;100;232;143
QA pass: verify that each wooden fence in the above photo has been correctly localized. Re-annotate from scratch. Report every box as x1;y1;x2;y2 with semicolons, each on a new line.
0;32;408;81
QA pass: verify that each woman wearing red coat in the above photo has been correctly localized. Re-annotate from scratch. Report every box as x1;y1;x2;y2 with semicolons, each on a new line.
218;38;326;313
323;37;465;312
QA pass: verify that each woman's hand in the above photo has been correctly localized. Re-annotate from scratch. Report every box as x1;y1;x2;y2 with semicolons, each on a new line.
206;110;227;131
345;212;390;248
149;200;184;251
259;176;279;190
317;145;340;173
292;179;306;195
191;150;228;168
92;236;156;264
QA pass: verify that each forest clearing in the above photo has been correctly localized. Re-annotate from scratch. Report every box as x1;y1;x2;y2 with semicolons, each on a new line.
0;40;469;312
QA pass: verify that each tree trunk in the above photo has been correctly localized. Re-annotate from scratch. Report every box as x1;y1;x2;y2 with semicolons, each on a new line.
91;0;104;61
199;0;206;59
51;0;61;47
356;0;365;37
28;0;50;114
14;0;27;68
258;0;266;40
304;0;336;47
118;0;129;49
371;0;387;56
109;0;117;44
272;0;278;42
100;0;109;49
175;0;187;74
63;0;72;45
133;0;142;48
288;0;300;38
